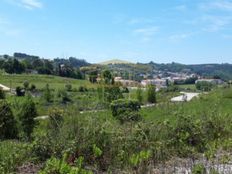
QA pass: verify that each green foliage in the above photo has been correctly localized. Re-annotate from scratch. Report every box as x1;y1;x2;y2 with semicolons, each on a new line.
18;96;37;139
111;99;141;123
23;80;30;90
57;89;71;104
16;86;25;96
65;84;72;91
146;84;156;103
92;144;103;157
0;100;18;139
48;108;64;132
30;84;36;91
102;70;114;85
129;150;151;167
136;87;143;103
43;84;53;102
0;141;30;173
0;89;5;99
79;86;88;92
196;81;213;91
104;85;123;103
39;155;92;174
192;164;206;174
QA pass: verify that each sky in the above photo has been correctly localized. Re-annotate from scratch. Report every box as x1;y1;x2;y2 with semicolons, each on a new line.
0;0;232;64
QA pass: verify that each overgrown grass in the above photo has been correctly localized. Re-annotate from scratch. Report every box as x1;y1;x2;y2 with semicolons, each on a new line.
0;74;93;89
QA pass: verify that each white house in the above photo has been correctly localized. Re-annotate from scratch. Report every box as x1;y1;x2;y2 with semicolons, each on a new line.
195;79;224;85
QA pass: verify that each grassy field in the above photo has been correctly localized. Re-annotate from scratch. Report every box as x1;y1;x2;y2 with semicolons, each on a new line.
0;74;93;89
1;74;232;173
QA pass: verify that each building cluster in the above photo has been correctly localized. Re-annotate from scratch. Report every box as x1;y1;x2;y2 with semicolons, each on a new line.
113;71;225;90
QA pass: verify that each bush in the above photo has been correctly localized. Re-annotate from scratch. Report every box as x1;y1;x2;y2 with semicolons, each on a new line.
0;141;30;173
16;86;25;96
136;88;143;104
48;108;64;133
79;86;88;92
65;84;72;91
18;96;37;139
30;84;36;91
104;85;123;103
39;155;92;174
0;89;5;99
57;90;71;104
192;164;206;174
0;100;18;139
196;81;213;91
23;80;29;90
146;85;156;103
111;99;141;123
43;84;53;102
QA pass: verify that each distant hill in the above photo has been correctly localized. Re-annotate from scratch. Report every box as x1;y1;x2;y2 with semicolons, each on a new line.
98;59;134;65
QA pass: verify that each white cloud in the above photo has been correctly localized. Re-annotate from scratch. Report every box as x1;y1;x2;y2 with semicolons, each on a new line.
133;26;159;36
175;5;187;12
169;32;194;42
133;26;159;42
5;0;43;9
201;15;232;32
200;0;232;11
21;0;43;9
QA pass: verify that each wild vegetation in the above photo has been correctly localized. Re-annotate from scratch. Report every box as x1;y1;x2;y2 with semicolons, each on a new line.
0;70;232;173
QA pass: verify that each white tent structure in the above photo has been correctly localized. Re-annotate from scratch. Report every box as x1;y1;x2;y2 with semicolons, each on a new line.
0;84;10;92
171;92;199;102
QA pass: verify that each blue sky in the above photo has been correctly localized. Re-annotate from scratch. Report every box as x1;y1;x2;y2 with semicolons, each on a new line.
0;0;232;64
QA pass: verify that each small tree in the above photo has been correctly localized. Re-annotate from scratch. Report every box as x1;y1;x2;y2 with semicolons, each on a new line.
57;89;71;104
104;85;123;103
146;85;156;103
18;96;37;139
0;100;18;139
47;108;64;133
43;84;53;102
65;84;72;91
0;89;5;99
23;80;30;90
111;99;141;123
16;86;25;96
136;88;143;104
30;84;36;91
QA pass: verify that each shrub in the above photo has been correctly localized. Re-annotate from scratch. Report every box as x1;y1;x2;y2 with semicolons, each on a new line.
0;100;18;139
30;84;36;91
196;81;213;91
0;89;5;99
48;108;64;132
23;80;30;90
16;86;25;96
18;96;37;139
65;84;72;91
111;99;141;123
104;85;123;103
136;88;143;104
43;84;53;102
57;89;71;104
0;141;30;173
146;85;156;103
79;86;88;92
39;155;92;174
192;164;206;174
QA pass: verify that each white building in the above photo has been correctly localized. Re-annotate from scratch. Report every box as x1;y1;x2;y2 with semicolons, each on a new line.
141;79;167;87
195;79;224;85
